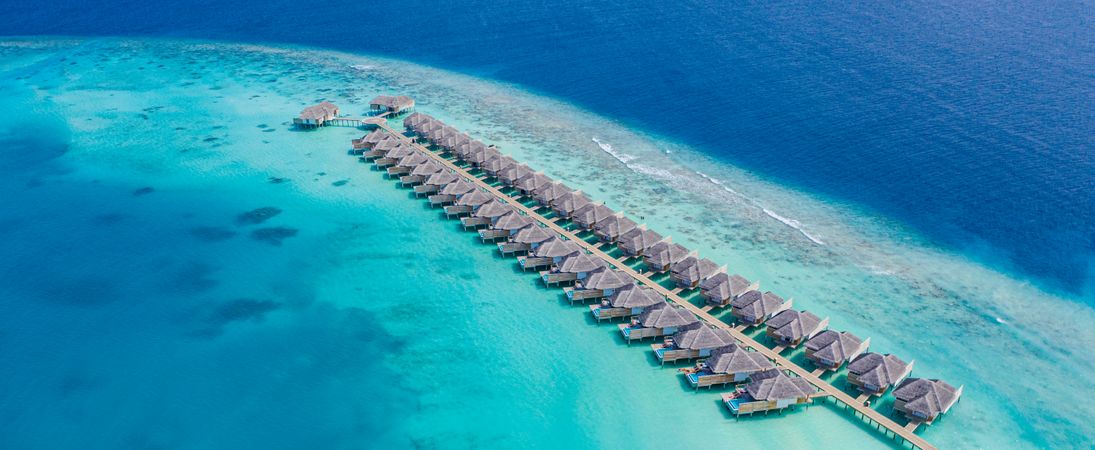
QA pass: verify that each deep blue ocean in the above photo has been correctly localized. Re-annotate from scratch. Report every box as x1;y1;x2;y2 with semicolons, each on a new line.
3;0;1093;297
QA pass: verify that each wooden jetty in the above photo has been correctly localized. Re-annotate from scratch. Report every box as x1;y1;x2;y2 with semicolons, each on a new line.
348;114;942;450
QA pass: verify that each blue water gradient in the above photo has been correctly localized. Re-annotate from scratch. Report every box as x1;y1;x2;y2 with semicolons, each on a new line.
2;0;1092;296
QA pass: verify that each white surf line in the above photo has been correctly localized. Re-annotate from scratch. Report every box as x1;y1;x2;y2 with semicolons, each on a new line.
593;137;825;246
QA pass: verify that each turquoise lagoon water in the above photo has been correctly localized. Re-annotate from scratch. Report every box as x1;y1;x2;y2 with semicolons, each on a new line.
0;39;1091;449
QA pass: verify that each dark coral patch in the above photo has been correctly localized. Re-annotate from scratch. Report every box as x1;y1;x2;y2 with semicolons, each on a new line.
250;227;298;246
236;207;282;226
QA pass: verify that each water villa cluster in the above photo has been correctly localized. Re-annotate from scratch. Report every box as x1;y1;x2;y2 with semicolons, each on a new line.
296;99;962;450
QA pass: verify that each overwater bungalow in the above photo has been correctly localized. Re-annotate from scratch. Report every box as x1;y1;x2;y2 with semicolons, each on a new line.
731;291;792;327
563;267;633;303
514;172;553;196
722;369;815;416
593;214;638;243
589;285;664;322
846;353;914;396
293;101;339;128
386;152;430;177
550;190;591;219
517;237;581;271
617;302;699;343
643;241;691;273
570;203;615;230
498;164;532;187
617;227;663;257
352;129;387;152
652;323;735;364
444;190;494;217
481;155;517;178
399;160;443;187
804;330;869;371
765;310;828;348
498;223;556;256
429;179;477;206
460;199;513;229
669;256;722;289
456;141;487;162
701;273;760;308
892;378;963;425
370;141;408;167
540;252;606;286
686;344;776;389
468;147;501;168
369;95;415;115
533;182;573;208
414;171;460;196
479;211;534;242
402;112;426;130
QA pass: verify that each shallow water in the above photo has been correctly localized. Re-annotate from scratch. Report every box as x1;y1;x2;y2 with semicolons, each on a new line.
0;39;1091;449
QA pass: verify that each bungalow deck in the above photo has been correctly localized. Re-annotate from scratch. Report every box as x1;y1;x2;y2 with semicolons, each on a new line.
722;392;811;416
562;287;605;303
428;194;456;206
687;371;747;389
588;304;634;322
517;256;552;271
540;270;577;286
651;343;701;364
617;324;667;343
498;242;531;256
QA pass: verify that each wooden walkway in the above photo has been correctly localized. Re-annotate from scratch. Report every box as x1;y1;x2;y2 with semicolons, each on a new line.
372;122;935;450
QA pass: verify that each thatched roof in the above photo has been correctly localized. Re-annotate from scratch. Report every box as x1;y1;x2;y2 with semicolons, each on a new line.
729;275;755;298
572;203;615;226
370;95;414;110
731;290;787;321
671;257;721;283
557;253;606;274
805;330;864;365
396;152;429;167
469;147;501;165
362;130;387;144
375;138;400;153
512;224;554;244
581;268;633;290
534;182;573;204
454;190;494;207
440;179;477;196
410;160;444;176
706;344;775;374
745;369;814;401
639;303;699;328
499;164;532;184
699;272;732;300
608;286;664;309
483;156;516;174
618;228;663;253
492;211;534;231
766;310;824;343
551;191;591;215
533;237;582;258
594;214;637;238
893;378;961;420
847;353;911;388
472;200;514;219
299;101;338;120
645;242;691;267
424;171;460;187
672;324;734;350
515;173;553;192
